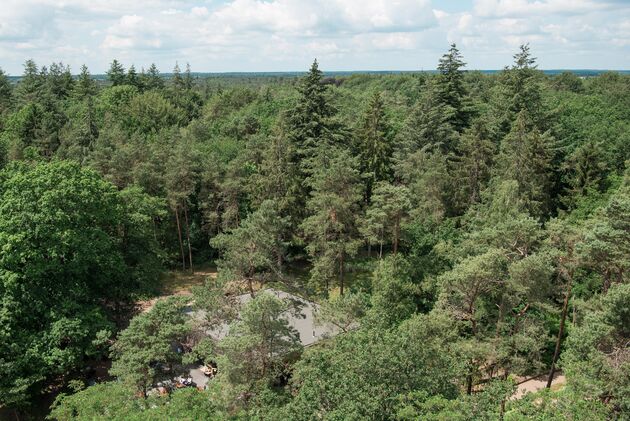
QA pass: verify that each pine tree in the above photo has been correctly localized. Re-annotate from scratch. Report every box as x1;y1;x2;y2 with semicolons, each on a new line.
359;182;410;257
211;200;290;296
106;59;126;86
301;147;362;295
165;137;200;272
356;92;393;203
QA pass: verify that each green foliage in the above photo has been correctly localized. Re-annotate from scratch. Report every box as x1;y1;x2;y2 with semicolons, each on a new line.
496;110;556;218
359;181;410;256
215;292;302;404
397;380;515;421
315;291;368;333
107;59;126;86
0;162;124;406
367;256;417;327
436;43;472;131
279;311;461;420
212;199;289;295
356;91;393;201
301;147;362;294
110;296;191;397
50;381;225;420
560;283;630;415
577;177;630;291
0;54;627;419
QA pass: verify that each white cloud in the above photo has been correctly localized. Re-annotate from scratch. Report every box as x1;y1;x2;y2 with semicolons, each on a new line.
473;0;606;18
0;0;627;73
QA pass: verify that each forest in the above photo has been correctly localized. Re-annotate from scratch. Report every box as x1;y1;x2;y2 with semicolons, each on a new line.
0;44;628;420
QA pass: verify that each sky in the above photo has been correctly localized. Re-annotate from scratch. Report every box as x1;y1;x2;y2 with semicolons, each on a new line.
0;0;628;74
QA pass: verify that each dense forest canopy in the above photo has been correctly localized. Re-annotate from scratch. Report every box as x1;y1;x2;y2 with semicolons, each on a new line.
0;44;628;420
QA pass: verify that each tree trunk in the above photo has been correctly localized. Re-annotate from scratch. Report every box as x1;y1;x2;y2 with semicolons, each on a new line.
183;203;193;273
466;360;474;395
496;295;505;337
379;227;384;259
393;215;400;255
339;252;345;296
547;278;572;388
248;278;255;298
174;205;186;270
152;217;158;242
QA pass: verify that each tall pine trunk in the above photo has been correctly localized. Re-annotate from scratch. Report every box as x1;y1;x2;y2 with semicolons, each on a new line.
547;277;572;388
379;227;384;259
174;205;186;271
183;202;193;273
393;214;400;255
339;251;345;295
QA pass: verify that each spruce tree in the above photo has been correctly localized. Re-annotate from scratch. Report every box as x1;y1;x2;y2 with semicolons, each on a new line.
285;60;347;228
287;60;338;169
437;43;471;131
356;92;393;204
143;63;164;90
106;59;126;86
74;64;98;99
46;62;74;100
126;64;140;88
399;80;458;155
0;67;13;115
497;110;555;219
15;59;41;104
497;44;546;133
172;62;185;90
184;63;194;90
563;140;607;204
453;120;496;210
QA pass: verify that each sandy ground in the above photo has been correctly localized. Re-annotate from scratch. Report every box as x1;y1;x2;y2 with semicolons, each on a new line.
512;371;566;399
137;266;217;313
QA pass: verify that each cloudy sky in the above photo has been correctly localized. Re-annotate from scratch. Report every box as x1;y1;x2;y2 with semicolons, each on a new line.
0;0;628;74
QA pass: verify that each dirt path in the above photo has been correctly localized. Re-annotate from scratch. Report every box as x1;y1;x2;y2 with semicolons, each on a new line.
512;372;566;399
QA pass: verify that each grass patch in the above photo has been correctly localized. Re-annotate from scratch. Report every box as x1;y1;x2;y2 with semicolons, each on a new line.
159;262;218;296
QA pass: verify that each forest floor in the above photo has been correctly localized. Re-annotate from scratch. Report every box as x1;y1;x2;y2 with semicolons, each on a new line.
512;371;566;399
137;262;217;312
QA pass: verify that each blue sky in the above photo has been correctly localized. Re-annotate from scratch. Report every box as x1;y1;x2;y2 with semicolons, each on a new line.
0;0;628;74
